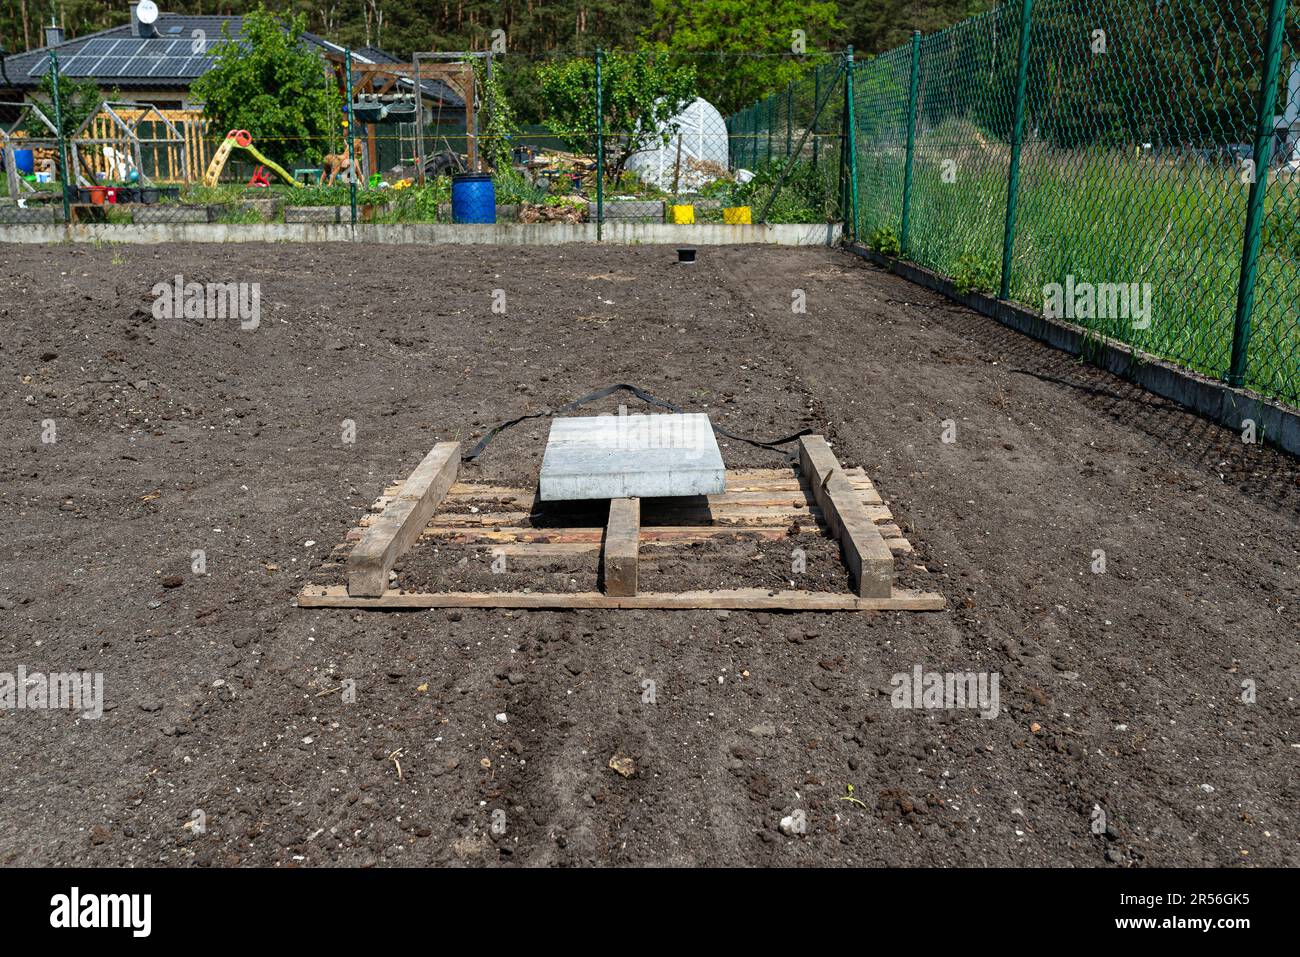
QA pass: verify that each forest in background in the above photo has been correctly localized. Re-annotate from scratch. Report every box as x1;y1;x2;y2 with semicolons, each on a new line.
2;1;996;79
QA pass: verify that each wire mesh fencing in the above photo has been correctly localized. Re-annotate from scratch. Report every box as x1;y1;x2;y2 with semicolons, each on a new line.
5;17;1298;410
726;0;1298;410
7;48;825;230
725;58;845;226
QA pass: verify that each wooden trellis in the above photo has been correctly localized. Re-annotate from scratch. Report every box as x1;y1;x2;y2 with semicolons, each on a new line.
0;100;61;198
70;102;193;186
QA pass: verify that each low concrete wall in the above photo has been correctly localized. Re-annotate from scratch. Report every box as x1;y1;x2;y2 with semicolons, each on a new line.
848;243;1300;459
0;221;841;246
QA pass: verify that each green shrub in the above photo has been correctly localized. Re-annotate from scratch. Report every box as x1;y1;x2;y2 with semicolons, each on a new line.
953;253;999;294
732;158;834;223
868;226;901;256
492;167;548;206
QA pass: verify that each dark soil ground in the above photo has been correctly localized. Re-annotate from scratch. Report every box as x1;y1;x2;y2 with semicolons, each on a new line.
1;242;1297;867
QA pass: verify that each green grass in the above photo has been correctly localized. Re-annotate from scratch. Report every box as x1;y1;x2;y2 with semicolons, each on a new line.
854;136;1300;406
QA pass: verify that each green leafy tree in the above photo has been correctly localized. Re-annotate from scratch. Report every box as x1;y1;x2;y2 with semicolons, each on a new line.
538;52;696;184
645;0;843;114
481;63;521;170
190;6;341;167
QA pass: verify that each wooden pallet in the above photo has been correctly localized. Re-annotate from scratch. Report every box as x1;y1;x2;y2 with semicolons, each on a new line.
296;436;945;612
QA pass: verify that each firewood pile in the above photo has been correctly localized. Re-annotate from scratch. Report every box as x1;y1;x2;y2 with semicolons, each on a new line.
519;198;588;224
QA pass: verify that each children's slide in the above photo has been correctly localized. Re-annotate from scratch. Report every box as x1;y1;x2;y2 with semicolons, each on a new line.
203;130;301;188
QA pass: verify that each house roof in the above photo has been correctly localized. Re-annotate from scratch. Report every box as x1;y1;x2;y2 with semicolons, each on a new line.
0;13;464;107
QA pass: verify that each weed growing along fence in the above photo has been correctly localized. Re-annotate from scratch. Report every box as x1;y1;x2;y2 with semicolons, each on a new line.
729;0;1300;410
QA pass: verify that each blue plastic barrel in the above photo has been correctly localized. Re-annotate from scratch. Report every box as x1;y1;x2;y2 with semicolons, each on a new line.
13;149;35;175
451;173;496;224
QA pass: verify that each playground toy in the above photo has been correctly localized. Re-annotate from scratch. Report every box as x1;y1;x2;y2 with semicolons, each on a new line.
203;130;301;189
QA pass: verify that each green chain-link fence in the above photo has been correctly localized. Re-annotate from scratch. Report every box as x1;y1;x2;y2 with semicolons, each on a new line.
729;0;1299;410
726;57;846;226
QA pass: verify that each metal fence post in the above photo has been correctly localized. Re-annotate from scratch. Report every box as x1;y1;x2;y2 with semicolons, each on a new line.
595;48;604;241
812;69;820;168
49;50;71;223
844;46;859;242
900;31;923;255
785;85;793;157
759;96;769;163
346;49;357;228
838;68;849;227
1229;0;1289;388
998;0;1035;300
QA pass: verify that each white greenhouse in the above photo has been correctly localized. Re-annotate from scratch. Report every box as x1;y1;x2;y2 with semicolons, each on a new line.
626;97;730;192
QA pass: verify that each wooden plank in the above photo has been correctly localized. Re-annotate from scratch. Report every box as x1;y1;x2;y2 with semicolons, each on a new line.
415;523;918;545
479;533;913;557
415;525;810;544
347;442;460;597
383;482;878;507
299;584;945;612
603;497;640;596
798;435;894;599
358;502;894;529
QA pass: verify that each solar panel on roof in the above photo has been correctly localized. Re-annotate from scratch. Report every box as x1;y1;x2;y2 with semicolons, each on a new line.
78;38;121;57
78;56;130;77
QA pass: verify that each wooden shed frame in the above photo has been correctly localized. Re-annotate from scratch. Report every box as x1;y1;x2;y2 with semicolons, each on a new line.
69;101;188;187
412;52;491;177
0;100;61;199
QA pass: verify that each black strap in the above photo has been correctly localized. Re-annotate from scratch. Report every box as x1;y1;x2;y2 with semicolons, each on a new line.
461;383;814;463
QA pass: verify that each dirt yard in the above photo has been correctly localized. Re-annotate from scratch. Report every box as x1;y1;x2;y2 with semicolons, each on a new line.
2;241;1297;867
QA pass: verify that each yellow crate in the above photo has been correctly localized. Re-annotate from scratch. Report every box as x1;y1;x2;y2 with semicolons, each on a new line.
723;206;752;225
670;204;694;224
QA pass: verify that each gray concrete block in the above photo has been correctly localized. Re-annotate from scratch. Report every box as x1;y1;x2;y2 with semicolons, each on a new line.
0;205;60;224
133;205;212;223
284;205;341;223
539;413;725;501
435;203;520;222
604;199;665;222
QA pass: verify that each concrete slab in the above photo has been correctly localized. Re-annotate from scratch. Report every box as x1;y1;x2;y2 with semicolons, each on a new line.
539;413;725;501
0;222;842;246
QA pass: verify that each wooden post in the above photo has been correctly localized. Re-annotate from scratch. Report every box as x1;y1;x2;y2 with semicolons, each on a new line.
798;436;893;598
348;442;460;597
603;498;640;597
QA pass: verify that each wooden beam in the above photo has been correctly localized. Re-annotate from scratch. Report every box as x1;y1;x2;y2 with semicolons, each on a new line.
798;435;895;599
468;532;913;557
603;498;640;596
299;584;945;612
347;442;460;597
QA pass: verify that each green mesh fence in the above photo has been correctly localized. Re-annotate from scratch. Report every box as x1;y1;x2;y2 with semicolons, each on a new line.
1254;9;1300;405
726;0;1299;410
725;58;845;225
904;6;1021;293
1010;0;1262;390
850;44;913;248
